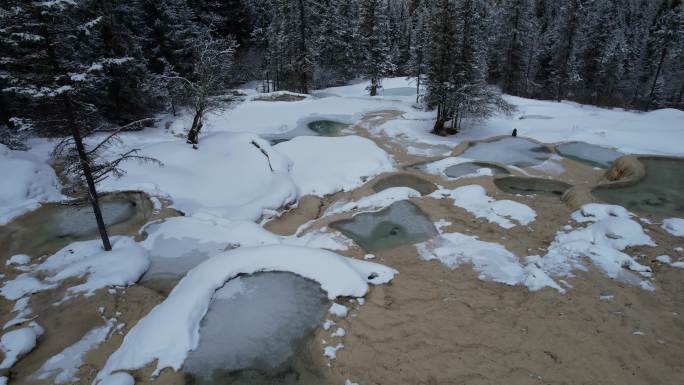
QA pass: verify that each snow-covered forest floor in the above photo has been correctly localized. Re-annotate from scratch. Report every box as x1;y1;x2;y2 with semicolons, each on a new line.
1;77;684;385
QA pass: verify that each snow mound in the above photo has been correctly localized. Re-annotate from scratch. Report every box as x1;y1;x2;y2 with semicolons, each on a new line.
0;143;63;225
662;218;684;237
531;204;655;289
1;237;148;300
275;136;394;196
417;232;559;291
99;132;297;221
430;185;536;228
95;245;397;381
0;322;44;370
37;237;149;296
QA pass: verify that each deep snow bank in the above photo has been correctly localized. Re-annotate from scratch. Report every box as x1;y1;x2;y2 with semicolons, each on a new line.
0;143;63;225
275;136;394;196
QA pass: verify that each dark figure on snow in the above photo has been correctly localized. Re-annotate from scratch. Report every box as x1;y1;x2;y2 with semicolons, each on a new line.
512;128;518;137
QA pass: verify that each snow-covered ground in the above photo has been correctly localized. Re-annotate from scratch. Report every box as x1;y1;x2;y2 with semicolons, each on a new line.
2;77;684;385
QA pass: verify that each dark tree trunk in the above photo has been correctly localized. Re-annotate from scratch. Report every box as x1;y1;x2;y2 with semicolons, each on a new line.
370;79;378;96
647;47;667;110
66;98;112;251
297;0;309;94
431;105;448;136
187;108;204;146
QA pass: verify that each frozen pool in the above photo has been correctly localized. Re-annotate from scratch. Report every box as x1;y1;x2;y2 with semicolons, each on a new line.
555;142;623;168
460;137;552;167
371;174;437;195
182;272;329;385
592;157;684;217
0;192;152;258
443;162;510;179
307;120;349;136
330;200;438;253
262;119;349;144
494;176;572;196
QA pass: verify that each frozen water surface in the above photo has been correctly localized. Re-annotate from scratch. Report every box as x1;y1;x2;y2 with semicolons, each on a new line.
306;120;349;136
371;174;437;195
381;87;417;97
330;200;438;253
495;176;571;196
460;137;552;167
49;200;137;238
182;272;329;384
555;141;623;168
261;118;349;144
444;162;510;179
593;158;684;217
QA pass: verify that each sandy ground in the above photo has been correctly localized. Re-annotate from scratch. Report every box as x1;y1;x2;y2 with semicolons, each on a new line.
2;111;683;385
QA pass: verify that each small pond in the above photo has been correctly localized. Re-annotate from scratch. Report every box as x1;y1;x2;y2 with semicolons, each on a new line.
592;157;684;217
0;192;153;258
306;120;349;136
494;176;572;196
555;142;623;168
371;174;437;196
330;200;438;253
182;272;329;385
460;137;552;167
443;162;510;179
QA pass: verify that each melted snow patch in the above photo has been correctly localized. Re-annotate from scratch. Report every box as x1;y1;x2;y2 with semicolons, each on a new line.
531;204;656;289
417;232;559;291
662;218;684;237
0;237;148;301
33;319;114;383
95;245;397;382
430;185;536;229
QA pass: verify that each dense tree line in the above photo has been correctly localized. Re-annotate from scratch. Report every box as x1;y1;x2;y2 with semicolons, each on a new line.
1;0;682;141
0;0;681;249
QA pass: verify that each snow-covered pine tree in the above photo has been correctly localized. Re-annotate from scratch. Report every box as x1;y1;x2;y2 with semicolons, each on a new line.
407;0;431;103
575;0;628;106
488;0;535;96
634;0;683;109
359;0;395;96
0;0;158;251
426;0;456;133
311;0;358;87
548;0;582;102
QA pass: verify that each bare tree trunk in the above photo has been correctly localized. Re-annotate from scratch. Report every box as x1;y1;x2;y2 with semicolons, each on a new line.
297;0;309;94
416;75;420;104
187;107;204;147
431;104;447;135
647;47;667;110
370;78;378;96
66;98;112;251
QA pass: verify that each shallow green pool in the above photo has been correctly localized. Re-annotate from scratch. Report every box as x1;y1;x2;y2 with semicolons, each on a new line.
307;120;349;136
330;201;437;253
592;158;684;216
